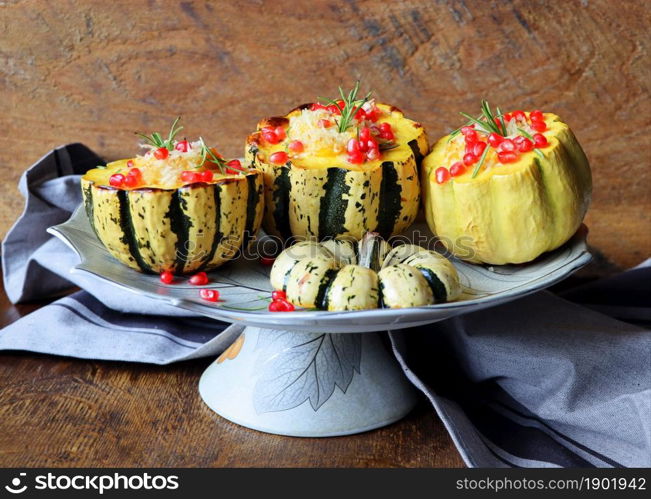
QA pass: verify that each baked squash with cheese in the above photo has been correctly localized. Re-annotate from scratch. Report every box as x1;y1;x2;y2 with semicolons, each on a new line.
270;233;460;311
422;102;591;265
245;83;428;241
81;119;264;274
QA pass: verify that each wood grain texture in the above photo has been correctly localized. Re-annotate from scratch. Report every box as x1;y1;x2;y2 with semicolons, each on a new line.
0;280;464;468
1;0;650;267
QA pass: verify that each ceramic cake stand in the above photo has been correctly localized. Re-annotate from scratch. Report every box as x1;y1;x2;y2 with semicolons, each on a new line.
50;208;591;437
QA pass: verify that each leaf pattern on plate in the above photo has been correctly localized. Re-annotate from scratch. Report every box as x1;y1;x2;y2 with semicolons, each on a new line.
252;331;362;413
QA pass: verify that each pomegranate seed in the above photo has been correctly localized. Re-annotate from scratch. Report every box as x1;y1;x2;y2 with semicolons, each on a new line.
327;104;340;115
278;299;295;312
175;140;190;152
497;139;516;152
533;133;549;147
380;129;395;141
359;127;371;141
379;122;392;133
473;141;487;157
354;108;366;121
128;167;142;179
530;110;543;121
124;174;139;188
269;151;289;165
487;133;503;148
268;301;282;312
512;110;526;121
318;119;332;128
262;127;281;144
517;137;534;152
450;161;466;177
463;152;478;166
464;129;478;144
260;256;275;266
189;272;209;286
530;120;547;132
200;170;214;182
199;289;220;302
435;167;450;184
310;103;327;111
226;159;243;174
494;118;503;130
366;148;380;161
367;138;378;150
460;125;475;136
347;138;361;154
365;107;381;122
272;290;286;300
347;151;364;164
126;160;134;168
160;271;174;284
288;140;304;153
109;174;125;187
274;127;286;140
336;99;345;109
503;113;512;122
181;171;200;183
154;147;169;160
498;151;519;164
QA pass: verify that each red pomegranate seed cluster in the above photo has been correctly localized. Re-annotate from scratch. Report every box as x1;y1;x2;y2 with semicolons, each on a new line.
109;167;143;188
268;290;295;312
180;169;214;184
159;270;221;303
435;110;550;185
261;126;286;144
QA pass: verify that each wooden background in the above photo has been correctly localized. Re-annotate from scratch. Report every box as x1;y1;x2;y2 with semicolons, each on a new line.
1;0;650;268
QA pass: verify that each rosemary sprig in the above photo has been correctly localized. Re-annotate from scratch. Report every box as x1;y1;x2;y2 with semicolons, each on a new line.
471;139;491;178
136;116;183;150
517;127;546;159
199;137;228;173
495;106;508;135
459;112;498;135
319;81;371;133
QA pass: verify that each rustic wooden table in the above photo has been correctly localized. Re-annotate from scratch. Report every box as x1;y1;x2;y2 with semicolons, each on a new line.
0;277;466;467
0;0;648;468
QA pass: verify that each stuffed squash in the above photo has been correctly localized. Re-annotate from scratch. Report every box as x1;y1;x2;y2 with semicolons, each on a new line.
82;118;264;275
270;233;460;311
422;102;592;265
245;82;428;241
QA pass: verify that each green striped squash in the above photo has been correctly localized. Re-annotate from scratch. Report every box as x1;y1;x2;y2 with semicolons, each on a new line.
81;170;264;274
270;233;461;311
245;103;428;241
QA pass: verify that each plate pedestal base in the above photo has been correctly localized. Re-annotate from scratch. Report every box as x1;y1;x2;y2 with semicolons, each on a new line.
199;327;418;437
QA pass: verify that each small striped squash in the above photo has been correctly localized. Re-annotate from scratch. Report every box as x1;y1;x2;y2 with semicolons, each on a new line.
270;233;461;311
245;103;428;241
81;163;264;274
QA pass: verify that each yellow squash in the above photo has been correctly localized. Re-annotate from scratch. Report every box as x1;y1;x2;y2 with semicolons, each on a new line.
422;112;592;264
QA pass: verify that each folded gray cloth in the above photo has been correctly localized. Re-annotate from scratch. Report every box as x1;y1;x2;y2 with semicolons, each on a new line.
2;144;649;468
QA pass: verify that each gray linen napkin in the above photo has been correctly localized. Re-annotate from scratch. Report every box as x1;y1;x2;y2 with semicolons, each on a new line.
2;144;649;468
